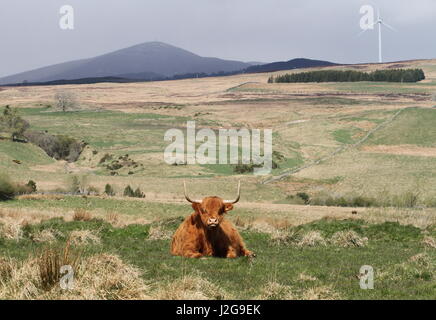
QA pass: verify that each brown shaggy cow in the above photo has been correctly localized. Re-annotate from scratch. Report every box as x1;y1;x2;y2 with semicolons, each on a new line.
171;181;254;258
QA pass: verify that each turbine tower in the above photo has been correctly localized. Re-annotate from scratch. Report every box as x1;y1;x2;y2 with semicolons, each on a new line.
359;8;396;63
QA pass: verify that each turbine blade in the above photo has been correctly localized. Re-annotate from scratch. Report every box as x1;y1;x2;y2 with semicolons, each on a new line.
356;28;368;37
382;21;397;32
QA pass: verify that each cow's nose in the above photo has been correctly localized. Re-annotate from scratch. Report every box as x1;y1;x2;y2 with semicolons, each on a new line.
208;218;218;225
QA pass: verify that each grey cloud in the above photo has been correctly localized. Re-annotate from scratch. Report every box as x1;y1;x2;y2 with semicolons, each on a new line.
0;0;435;77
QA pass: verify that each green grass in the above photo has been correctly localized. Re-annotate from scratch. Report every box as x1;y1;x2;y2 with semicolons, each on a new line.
368;108;436;147
21;108;186;150
0;140;54;168
0;217;434;299
332;129;356;144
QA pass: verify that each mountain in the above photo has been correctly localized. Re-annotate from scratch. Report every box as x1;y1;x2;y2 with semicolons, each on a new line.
0;42;251;85
245;58;338;73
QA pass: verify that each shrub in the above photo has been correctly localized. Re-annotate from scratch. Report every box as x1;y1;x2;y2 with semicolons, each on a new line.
24;130;86;162
233;161;278;174
69;176;81;194
134;187;145;198
123;186;145;198
68;175;89;194
296;192;310;204
123;185;135;197
401;191;420;208
87;186;99;196
26;180;37;193
0;106;30;141
99;153;113;164
54;90;77;112
0;174;17;200
104;184;115;196
351;196;375;208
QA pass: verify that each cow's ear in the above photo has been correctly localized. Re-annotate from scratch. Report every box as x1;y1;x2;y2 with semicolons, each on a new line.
192;203;202;213
224;203;234;212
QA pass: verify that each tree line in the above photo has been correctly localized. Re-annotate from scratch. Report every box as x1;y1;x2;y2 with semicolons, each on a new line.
268;68;425;83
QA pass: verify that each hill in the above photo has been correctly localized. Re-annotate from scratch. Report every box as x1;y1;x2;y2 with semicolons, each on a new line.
0;42;250;85
245;58;338;73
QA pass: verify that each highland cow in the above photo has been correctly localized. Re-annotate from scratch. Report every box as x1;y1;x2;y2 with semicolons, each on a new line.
171;181;254;258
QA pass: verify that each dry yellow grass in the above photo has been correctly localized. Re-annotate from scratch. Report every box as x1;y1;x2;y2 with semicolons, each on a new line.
301;286;340;300
147;225;172;241
297;231;326;247
0;220;24;241
362;145;436;157
69;230;101;246
37;240;81;291
330;230;368;247
154;274;230;300
0;206;153;229
73;209;92;222
422;236;436;249
31;229;61;243
256;282;294;300
0;252;151;300
298;273;317;282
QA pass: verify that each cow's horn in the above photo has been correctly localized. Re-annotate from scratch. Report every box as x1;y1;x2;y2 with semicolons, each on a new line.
223;181;241;204
183;181;201;203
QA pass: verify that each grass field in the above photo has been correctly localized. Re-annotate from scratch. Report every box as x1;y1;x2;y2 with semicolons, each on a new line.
0;59;435;300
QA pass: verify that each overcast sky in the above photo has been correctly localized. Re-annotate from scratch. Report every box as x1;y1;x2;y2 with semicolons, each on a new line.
1;0;435;77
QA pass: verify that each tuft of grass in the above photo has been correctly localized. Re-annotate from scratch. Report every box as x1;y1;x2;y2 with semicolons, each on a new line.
0;257;14;281
37;240;81;291
68;253;150;300
31;228;61;243
297;231;327;247
330;230;368;247
0;174;16;201
70;230;101;246
147;225;172;241
256;282;294;300
0;220;24;241
73;209;92;222
422;236;436;248
154;274;229;300
301;286;340;300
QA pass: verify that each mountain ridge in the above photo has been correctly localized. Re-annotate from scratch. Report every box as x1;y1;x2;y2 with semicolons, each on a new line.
0;42;337;85
0;42;250;85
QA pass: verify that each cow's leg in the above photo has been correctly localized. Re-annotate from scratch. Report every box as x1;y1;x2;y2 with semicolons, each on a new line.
242;249;256;257
226;247;238;259
239;245;256;258
185;251;203;258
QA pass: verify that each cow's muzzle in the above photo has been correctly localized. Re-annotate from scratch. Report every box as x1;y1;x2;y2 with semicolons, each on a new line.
207;218;219;228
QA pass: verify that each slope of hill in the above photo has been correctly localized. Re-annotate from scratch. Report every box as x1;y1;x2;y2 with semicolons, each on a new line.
245;58;338;73
0;42;250;85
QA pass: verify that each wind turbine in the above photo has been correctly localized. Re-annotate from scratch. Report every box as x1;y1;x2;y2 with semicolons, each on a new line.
359;8;396;63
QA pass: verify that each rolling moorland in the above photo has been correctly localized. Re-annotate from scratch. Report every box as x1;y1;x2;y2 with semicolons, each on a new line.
0;60;435;299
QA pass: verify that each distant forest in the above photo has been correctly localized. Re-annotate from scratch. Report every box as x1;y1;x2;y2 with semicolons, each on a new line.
269;68;426;83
